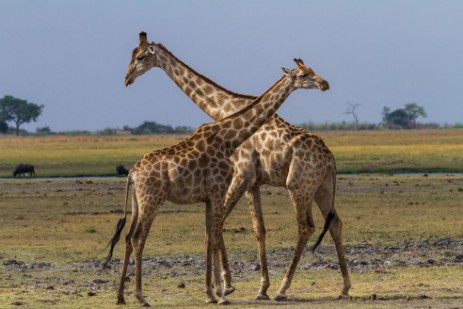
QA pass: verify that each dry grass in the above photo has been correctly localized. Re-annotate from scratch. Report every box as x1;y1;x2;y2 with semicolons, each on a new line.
1;174;462;308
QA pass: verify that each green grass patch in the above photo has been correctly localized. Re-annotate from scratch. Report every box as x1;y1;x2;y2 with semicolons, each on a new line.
1;129;463;177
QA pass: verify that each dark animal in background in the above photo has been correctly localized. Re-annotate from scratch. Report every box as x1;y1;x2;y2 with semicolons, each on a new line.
116;165;129;176
13;164;36;177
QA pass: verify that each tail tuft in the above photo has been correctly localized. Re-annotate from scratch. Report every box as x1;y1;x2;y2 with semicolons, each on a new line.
103;217;127;267
311;211;335;253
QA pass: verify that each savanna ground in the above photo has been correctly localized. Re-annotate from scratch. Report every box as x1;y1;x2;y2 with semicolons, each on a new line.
1;130;462;308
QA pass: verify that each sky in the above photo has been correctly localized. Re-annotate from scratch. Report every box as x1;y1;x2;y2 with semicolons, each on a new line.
1;0;462;132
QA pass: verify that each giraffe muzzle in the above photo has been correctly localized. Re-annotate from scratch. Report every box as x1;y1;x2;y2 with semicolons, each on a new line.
318;80;330;91
125;75;134;86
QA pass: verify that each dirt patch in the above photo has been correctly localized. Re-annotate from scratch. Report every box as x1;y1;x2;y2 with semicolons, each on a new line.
79;237;463;278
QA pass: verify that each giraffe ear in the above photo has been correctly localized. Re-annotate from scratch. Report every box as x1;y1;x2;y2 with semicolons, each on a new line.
281;67;291;75
148;46;156;54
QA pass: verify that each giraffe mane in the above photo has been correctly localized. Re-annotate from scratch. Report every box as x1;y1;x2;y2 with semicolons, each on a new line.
156;42;258;101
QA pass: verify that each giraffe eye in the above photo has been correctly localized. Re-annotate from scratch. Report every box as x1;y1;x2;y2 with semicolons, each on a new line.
137;55;145;61
300;73;307;78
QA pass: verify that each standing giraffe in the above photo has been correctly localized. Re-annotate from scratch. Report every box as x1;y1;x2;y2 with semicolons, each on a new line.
124;32;351;301
106;58;330;306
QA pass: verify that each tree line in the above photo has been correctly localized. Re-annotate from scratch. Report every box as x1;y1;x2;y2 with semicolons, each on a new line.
1;95;461;135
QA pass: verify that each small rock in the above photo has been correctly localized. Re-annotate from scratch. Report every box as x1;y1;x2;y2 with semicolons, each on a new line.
92;279;108;284
11;301;24;306
178;282;186;288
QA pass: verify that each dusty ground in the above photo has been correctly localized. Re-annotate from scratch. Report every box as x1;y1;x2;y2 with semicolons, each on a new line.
3;237;462;308
1;174;462;308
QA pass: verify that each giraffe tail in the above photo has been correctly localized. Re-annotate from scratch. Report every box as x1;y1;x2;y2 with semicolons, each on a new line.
311;211;335;253
103;172;132;267
311;163;337;253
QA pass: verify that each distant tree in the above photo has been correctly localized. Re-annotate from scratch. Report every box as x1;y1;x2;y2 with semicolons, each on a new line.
131;121;175;135
36;126;51;135
0;120;8;133
386;109;411;129
0;95;44;135
381;106;391;124
173;125;193;134
344;102;361;130
404;102;427;129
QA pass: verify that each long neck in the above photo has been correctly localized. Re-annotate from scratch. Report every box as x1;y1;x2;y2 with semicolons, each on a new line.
156;44;256;120
215;76;294;156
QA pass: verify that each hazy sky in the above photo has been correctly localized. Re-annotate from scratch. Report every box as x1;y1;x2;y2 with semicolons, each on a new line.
1;1;462;132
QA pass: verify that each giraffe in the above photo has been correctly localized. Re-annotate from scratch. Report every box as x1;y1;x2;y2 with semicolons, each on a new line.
106;58;330;306
124;32;351;301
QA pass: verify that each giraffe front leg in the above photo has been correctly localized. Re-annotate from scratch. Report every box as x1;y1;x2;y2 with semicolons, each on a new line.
210;202;230;305
205;201;218;304
220;172;254;296
214;248;230;305
218;235;235;296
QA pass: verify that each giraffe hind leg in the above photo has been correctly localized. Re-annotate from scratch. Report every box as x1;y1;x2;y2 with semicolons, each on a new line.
116;201;139;305
132;216;155;307
130;193;162;307
275;191;317;301
314;171;351;298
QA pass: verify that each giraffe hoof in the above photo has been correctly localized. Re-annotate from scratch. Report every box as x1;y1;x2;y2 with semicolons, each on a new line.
142;302;151;307
116;295;126;305
205;297;218;304
337;294;351;300
218;299;231;305
255;294;270;300
223;286;236;296
274;293;288;301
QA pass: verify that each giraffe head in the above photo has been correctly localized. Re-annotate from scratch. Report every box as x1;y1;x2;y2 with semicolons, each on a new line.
125;32;162;86
281;58;329;91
